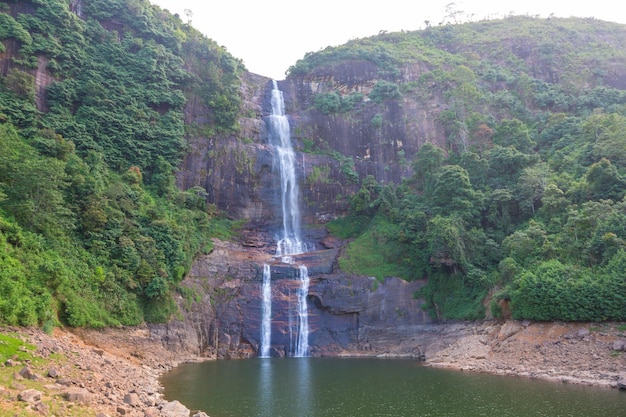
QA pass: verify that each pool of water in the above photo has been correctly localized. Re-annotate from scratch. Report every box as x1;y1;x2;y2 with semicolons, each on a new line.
161;358;624;417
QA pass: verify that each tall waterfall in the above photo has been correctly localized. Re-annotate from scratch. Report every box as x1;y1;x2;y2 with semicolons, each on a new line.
259;80;310;358
270;80;305;257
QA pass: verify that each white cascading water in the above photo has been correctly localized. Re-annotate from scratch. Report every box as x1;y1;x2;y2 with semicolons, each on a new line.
259;80;310;358
294;265;310;357
259;264;272;358
270;80;305;257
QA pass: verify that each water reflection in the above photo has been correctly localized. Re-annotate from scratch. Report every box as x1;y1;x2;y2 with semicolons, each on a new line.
161;358;625;417
257;358;273;416
295;358;312;414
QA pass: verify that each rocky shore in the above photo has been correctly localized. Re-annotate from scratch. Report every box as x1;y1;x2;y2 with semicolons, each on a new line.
0;326;209;417
422;320;626;389
1;320;625;416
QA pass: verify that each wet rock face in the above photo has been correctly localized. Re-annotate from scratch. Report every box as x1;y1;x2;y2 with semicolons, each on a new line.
176;65;444;229
170;240;432;358
176;73;279;229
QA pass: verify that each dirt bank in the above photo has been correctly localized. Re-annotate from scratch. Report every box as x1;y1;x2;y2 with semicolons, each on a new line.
424;320;626;389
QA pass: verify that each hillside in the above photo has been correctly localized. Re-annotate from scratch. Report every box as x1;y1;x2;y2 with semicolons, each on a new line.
0;0;244;328
0;0;625;335
277;16;626;321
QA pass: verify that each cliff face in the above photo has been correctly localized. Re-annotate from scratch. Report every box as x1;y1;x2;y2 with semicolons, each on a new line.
176;61;444;230
153;239;432;358
170;60;447;357
176;72;277;229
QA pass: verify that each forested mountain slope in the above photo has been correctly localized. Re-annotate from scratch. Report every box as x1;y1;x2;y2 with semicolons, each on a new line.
283;16;626;321
0;0;625;331
0;0;244;328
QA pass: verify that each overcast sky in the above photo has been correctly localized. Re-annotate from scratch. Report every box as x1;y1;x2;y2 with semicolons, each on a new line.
149;0;626;80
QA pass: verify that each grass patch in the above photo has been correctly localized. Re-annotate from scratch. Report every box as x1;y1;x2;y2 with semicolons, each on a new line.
326;215;371;239
0;333;36;363
336;216;415;280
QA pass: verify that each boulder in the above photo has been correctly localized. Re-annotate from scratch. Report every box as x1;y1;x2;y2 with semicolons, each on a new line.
18;365;35;380
612;339;626;352
17;389;42;403
4;359;18;367
161;400;191;417
33;401;49;415
143;407;160;417
124;392;142;407
497;321;523;341
64;387;91;403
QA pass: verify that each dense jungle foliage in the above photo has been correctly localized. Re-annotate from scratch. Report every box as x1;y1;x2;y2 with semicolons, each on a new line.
0;0;243;328
309;17;626;321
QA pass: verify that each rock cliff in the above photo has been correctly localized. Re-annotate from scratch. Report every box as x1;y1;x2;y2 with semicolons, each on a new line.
170;64;447;357
177;62;445;229
152;238;433;359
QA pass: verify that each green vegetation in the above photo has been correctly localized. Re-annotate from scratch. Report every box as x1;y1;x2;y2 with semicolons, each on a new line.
0;333;37;364
313;91;364;114
0;0;243;328
312;17;626;321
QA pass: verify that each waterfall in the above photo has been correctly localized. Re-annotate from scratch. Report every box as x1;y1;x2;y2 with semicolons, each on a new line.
260;264;272;358
259;80;310;358
295;265;310;357
269;80;306;257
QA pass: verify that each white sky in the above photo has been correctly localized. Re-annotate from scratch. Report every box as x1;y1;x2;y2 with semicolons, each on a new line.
149;0;626;80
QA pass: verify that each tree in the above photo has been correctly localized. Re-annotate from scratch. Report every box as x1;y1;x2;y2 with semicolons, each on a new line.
350;175;381;216
516;163;551;215
426;215;468;273
429;165;481;223
485;188;517;239
582;112;626;168
493;119;535;152
411;142;444;192
585;158;626;201
486;145;536;189
502;220;553;268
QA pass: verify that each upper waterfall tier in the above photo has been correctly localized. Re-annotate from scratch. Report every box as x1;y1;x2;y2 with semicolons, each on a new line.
268;80;306;256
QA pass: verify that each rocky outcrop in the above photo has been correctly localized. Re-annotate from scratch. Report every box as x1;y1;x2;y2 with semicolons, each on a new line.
34;55;54;112
169;59;452;360
157;238;433;359
176;72;277;228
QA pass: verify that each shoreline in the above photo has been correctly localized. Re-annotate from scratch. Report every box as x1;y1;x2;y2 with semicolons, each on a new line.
2;320;624;416
421;320;626;390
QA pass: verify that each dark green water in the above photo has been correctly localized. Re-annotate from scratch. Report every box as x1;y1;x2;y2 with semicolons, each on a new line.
161;358;624;417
